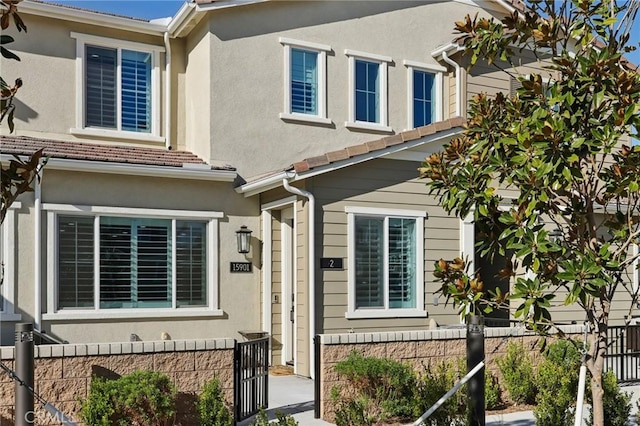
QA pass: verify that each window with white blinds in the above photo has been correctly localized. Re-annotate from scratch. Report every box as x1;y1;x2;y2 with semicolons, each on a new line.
291;48;318;115
279;38;331;125
85;45;151;133
56;215;208;310
347;207;426;318
71;33;162;140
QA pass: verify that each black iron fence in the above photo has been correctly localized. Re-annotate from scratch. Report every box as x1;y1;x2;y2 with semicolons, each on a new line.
234;336;269;422
605;324;640;384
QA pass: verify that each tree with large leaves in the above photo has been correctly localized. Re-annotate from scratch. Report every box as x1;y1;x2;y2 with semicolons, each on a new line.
0;0;43;226
419;0;640;423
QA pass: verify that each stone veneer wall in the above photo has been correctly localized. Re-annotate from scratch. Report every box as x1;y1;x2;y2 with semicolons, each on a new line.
0;338;235;425
318;325;583;422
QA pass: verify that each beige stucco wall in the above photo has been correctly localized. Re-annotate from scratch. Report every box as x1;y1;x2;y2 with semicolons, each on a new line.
185;0;503;179
4;169;261;345
2;13;169;148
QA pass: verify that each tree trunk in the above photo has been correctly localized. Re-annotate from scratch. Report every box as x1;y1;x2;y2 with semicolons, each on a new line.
587;307;609;426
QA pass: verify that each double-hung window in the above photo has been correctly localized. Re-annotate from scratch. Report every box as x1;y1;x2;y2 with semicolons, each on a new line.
71;33;163;142
45;205;222;319
346;50;392;133
279;38;331;125
346;206;426;318
404;60;445;130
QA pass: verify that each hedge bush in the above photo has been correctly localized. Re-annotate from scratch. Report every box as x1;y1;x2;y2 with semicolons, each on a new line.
496;342;537;405
197;377;233;426
80;370;176;426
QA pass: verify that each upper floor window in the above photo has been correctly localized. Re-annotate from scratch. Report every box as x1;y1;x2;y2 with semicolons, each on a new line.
404;60;445;130
279;38;331;125
71;33;164;143
345;50;392;133
44;204;223;320
345;206;426;319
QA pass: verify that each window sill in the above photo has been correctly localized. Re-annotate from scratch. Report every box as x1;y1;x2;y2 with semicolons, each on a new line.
279;113;333;126
345;309;427;319
71;127;165;144
0;312;22;322
43;308;224;321
345;121;393;133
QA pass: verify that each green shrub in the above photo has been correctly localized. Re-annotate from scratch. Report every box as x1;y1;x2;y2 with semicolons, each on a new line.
332;351;417;423
485;371;503;410
533;339;582;426
586;371;631;426
412;359;466;426
496;342;537;404
197;377;233;426
250;407;299;425
334;396;374;426
80;370;176;426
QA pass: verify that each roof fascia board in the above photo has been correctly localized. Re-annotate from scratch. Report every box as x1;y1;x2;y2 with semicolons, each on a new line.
195;0;269;12
237;172;289;197
21;1;167;35
0;155;236;182
167;2;199;36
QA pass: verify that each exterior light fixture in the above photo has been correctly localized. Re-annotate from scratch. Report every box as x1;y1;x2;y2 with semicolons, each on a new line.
236;225;252;254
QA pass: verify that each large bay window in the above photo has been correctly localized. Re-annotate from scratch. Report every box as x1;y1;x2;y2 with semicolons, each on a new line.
346;206;426;318
45;205;222;319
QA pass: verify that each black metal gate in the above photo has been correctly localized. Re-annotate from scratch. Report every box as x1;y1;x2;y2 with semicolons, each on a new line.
234;336;269;422
605;324;640;384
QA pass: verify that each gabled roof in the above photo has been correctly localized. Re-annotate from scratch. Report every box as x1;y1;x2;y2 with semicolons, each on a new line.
237;117;465;197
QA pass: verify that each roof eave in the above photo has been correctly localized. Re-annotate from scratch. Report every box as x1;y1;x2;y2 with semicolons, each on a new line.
21;0;168;35
1;155;237;182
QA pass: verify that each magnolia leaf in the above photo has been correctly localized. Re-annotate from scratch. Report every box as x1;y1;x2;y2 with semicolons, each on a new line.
0;46;19;61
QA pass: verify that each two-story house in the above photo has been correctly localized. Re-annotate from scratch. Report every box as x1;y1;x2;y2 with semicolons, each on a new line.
2;0;635;378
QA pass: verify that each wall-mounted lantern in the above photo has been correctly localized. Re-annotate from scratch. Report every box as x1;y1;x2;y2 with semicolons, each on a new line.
236;225;252;254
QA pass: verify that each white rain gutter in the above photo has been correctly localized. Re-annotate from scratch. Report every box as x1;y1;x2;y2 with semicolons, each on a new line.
164;31;172;150
34;163;45;331
432;43;465;117
282;177;316;379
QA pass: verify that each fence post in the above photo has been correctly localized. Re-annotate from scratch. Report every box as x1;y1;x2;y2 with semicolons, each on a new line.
314;335;320;419
15;323;34;426
467;315;485;426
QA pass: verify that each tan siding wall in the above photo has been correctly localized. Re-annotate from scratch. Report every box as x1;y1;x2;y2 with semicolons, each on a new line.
314;158;461;334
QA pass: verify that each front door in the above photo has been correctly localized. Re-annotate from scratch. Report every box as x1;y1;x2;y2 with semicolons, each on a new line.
282;208;295;366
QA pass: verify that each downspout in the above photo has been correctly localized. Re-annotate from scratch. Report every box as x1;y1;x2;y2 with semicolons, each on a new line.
34;164;44;331
442;51;461;117
163;31;172;150
282;178;316;379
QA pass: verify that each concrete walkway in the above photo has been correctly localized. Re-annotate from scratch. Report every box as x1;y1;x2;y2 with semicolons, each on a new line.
241;375;640;425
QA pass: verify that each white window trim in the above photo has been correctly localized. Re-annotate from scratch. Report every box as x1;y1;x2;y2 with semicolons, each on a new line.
70;32;164;143
44;204;223;320
404;60;446;130
0;202;23;321
345;206;426;319
345;49;393;133
279;37;332;125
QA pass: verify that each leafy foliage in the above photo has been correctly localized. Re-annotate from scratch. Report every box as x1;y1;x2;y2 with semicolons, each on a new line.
331;352;467;426
250;408;299;426
79;371;176;426
0;0;26;133
1;149;45;224
533;340;582;426
419;1;640;423
495;342;536;405
484;371;503;410
197;376;233;426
